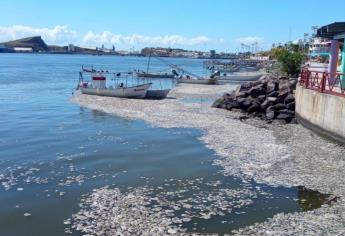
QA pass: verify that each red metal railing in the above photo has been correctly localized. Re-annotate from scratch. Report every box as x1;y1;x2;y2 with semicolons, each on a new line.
299;68;345;97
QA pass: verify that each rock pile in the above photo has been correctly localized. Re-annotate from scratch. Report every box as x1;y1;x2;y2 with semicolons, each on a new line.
213;76;297;123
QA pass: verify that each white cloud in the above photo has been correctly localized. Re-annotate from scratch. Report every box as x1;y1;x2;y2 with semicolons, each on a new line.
0;25;77;44
82;31;211;47
235;36;264;45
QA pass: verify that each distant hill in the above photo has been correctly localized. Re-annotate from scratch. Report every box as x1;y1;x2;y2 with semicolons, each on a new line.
3;36;49;52
1;36;114;55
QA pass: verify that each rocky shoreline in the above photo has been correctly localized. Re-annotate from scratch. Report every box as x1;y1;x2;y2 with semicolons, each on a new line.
213;75;297;123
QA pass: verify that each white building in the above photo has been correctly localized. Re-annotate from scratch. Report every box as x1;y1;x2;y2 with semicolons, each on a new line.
14;47;33;52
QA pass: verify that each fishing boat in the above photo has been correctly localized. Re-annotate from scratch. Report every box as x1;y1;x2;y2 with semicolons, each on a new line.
135;51;174;78
212;65;239;73
238;66;259;72
77;69;152;98
219;71;265;82
136;71;174;78
135;52;173;99
176;75;218;85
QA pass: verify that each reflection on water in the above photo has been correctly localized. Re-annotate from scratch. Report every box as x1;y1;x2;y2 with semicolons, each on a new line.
297;186;329;211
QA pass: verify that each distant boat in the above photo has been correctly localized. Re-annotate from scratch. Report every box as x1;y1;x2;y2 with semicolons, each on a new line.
213;65;239;73
176;76;218;85
136;71;174;78
239;66;259;72
219;71;264;82
136;50;174;78
135;50;173;99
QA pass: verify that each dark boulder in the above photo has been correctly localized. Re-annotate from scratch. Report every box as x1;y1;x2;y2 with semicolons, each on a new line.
267;91;279;97
247;102;261;114
239;98;253;110
276;109;295;123
213;75;296;124
226;101;240;110
286;101;295;110
267;81;279;93
257;95;266;103
260;100;269;110
261;97;277;110
266;106;276;120
284;94;295;104
276;89;290;103
278;109;295;115
249;85;265;98
236;91;249;98
272;103;286;111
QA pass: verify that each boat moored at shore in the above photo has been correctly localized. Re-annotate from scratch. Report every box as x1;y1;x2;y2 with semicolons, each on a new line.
77;68;152;99
136;71;174;78
176;76;218;85
219;71;265;82
80;83;152;98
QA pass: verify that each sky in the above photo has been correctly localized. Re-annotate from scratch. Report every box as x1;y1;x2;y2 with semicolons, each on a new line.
1;0;345;52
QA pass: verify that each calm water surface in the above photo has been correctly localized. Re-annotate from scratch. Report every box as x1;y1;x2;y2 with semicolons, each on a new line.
0;54;325;235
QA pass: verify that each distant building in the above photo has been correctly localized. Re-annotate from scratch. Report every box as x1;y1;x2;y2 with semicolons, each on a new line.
68;44;75;52
112;45;115;52
250;55;269;61
210;50;216;59
13;47;33;52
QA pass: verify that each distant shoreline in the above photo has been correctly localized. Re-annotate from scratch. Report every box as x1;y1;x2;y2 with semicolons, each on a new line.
0;52;225;59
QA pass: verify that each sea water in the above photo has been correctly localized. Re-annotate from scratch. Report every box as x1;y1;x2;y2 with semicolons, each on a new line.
0;54;326;235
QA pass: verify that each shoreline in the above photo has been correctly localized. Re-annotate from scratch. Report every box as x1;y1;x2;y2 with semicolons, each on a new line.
0;52;217;60
71;83;345;234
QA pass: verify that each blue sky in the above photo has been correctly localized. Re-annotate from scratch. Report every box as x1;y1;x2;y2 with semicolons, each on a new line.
1;0;345;52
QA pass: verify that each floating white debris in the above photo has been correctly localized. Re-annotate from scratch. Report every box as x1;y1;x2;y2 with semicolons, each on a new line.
71;83;345;234
67;177;256;235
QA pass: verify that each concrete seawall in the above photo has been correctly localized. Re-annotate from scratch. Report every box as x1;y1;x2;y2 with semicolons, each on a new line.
295;84;345;144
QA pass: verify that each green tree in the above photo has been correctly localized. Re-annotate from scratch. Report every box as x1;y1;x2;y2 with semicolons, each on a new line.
277;50;304;77
269;47;286;59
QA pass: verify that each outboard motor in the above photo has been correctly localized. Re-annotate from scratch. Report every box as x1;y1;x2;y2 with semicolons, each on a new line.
172;69;179;77
210;70;220;79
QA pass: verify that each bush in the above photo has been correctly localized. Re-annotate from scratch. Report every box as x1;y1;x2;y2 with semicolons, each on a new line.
277;50;304;77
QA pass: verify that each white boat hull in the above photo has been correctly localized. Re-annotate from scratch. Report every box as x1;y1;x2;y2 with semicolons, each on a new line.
239;66;259;72
176;77;218;85
81;83;151;98
220;73;264;82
